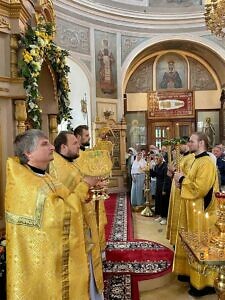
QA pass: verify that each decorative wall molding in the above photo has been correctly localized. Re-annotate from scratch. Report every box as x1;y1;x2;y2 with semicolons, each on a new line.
121;35;147;63
56;18;90;54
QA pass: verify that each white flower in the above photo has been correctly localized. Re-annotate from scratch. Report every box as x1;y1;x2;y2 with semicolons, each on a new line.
29;45;38;49
29;102;35;109
31;61;41;71
37;37;46;47
30;49;37;56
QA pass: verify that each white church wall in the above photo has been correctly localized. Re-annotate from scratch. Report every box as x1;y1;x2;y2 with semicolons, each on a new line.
58;57;91;132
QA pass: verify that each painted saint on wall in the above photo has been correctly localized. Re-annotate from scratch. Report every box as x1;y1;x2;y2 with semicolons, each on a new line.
98;39;115;94
156;53;188;90
95;30;117;99
160;60;182;89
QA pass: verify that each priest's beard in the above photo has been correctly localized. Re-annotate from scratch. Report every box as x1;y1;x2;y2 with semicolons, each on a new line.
73;153;80;159
67;152;79;160
82;141;90;147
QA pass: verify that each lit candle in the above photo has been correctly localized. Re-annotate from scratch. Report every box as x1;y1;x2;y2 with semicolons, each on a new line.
166;127;170;139
197;211;202;242
192;207;196;232
175;123;180;138
205;212;209;243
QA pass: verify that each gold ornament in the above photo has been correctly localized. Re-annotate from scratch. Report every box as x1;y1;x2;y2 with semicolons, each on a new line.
74;150;112;177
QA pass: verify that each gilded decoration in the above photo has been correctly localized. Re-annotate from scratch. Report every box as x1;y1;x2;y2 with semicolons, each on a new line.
0;17;10;30
6;188;46;228
111;130;121;169
14;100;27;134
10;35;19;78
35;0;55;24
75;150;112;178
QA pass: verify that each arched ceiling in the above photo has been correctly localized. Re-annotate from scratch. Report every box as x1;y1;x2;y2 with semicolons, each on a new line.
71;0;204;14
126;40;225;87
55;0;206;33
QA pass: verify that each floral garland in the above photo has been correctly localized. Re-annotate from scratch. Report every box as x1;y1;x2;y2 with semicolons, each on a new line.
162;137;188;146
19;18;73;129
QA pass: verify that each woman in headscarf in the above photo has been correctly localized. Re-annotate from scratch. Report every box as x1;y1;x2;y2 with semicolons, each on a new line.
130;151;147;208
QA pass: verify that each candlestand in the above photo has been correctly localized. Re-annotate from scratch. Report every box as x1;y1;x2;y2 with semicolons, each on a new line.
141;159;153;217
179;192;225;299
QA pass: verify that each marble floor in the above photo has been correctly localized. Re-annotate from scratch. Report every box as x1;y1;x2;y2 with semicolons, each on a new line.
132;212;217;300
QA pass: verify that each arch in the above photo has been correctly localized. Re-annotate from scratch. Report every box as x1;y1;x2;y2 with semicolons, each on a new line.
66;56;93;130
68;55;93;87
121;34;225;93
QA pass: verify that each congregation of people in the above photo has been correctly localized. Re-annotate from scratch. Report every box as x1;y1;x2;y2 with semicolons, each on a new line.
4;123;225;299
126;132;225;297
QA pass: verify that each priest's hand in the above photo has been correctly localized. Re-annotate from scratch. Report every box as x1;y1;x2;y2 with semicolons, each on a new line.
174;171;184;188
83;176;100;188
96;179;108;188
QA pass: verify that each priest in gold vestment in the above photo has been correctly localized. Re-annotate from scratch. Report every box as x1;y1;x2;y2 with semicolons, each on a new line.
74;124;109;252
93;126;114;252
166;141;195;246
5;130;94;300
174;132;219;297
50;131;104;299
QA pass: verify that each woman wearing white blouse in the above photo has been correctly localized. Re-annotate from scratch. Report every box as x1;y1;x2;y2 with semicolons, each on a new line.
131;152;147;207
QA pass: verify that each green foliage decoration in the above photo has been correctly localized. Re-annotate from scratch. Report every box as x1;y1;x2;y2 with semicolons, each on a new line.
19;17;73;129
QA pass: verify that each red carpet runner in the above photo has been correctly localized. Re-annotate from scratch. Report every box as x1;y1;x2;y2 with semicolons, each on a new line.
103;193;174;300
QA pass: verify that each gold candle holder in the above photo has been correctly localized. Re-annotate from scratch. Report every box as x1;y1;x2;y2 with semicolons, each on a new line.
166;144;172;165
210;192;225;249
179;191;225;300
175;143;181;172
141;159;153;217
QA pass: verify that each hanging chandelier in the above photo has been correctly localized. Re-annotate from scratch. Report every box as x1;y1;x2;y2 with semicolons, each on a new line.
204;0;225;37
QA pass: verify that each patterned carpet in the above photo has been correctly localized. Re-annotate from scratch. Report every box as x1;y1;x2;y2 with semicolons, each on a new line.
103;193;174;300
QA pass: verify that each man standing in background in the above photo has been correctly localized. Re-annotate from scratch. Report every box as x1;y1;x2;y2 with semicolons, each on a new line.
174;132;218;297
74;125;90;151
